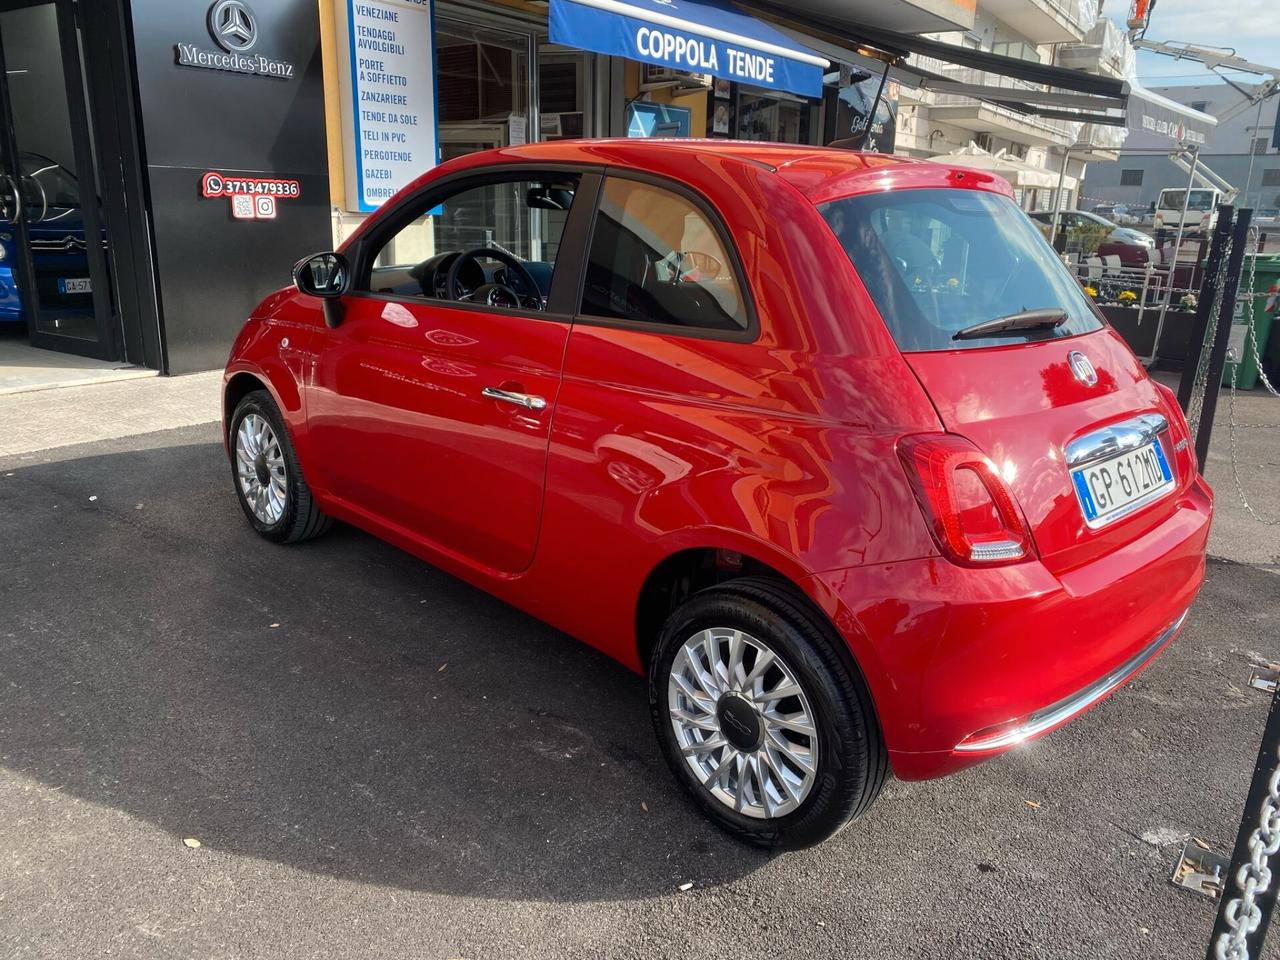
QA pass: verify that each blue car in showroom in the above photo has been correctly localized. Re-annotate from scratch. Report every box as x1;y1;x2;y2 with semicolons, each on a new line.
0;152;97;327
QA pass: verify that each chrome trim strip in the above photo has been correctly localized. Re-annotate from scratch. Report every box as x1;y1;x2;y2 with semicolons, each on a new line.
1065;412;1169;469
955;608;1189;753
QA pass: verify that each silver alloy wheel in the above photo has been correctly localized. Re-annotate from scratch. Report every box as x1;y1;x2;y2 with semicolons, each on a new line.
668;627;819;819
234;412;288;525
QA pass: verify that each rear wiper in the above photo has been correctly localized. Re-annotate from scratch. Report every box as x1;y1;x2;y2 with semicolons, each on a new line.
952;308;1068;341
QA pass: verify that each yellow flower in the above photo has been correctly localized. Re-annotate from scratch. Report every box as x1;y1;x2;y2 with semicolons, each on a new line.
1118;290;1138;302
1083;286;1098;298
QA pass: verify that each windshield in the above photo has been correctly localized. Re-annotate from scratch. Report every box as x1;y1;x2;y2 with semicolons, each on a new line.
819;188;1102;352
18;153;80;209
1159;189;1215;211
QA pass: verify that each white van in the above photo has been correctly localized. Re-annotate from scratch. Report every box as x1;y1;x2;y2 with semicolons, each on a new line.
1154;187;1222;234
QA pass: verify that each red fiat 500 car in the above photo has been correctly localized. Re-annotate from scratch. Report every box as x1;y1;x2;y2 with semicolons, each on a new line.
223;140;1212;849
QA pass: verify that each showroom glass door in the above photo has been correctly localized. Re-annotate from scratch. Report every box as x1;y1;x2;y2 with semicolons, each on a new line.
0;0;116;359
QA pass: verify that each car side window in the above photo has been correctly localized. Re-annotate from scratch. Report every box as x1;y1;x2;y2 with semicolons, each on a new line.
579;177;748;331
361;175;579;310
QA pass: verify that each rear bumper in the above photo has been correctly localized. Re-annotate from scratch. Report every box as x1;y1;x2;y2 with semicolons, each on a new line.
809;474;1212;780
951;608;1187;753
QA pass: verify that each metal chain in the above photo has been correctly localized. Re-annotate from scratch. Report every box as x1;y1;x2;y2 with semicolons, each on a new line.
1242;227;1279;399
1220;227;1280;527
1248;315;1280;399
1227;375;1280;527
1214;748;1280;959
1188;230;1235;434
1234;227;1278;401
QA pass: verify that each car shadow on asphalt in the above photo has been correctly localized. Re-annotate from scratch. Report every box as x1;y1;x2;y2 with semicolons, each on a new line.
0;431;771;901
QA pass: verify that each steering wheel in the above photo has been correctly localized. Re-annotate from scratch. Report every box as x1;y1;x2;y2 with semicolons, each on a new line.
445;247;543;310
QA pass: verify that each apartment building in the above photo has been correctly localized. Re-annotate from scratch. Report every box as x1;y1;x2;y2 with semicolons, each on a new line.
896;6;1131;211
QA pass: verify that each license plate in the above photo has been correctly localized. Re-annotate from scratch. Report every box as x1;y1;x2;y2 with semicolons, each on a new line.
1071;441;1174;527
57;277;91;294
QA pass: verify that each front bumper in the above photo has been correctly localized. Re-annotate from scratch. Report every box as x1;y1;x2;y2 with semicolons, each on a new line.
809;474;1212;780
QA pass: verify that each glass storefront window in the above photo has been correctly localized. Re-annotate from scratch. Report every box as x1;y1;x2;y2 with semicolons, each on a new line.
735;87;810;144
435;20;532;161
1;1;113;348
539;46;593;141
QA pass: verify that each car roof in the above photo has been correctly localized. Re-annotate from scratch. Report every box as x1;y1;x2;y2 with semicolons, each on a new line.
446;139;1015;205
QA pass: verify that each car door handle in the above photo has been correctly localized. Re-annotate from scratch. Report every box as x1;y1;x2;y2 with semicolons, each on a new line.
482;386;547;411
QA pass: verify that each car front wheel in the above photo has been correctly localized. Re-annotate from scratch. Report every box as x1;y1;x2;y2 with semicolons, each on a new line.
229;389;330;544
649;577;886;849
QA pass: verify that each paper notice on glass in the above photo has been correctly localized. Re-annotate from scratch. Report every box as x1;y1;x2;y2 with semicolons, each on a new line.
508;115;527;146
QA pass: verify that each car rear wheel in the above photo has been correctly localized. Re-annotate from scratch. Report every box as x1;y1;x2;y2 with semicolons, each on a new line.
648;577;886;849
229;390;330;544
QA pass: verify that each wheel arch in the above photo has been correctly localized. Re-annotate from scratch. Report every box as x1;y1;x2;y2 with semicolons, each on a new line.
222;355;304;444
637;546;891;823
633;544;872;691
223;370;271;436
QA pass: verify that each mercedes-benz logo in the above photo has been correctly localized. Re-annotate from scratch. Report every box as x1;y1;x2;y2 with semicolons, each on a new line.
208;0;257;53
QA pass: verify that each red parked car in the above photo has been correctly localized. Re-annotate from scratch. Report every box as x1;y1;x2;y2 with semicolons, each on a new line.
223;140;1212;849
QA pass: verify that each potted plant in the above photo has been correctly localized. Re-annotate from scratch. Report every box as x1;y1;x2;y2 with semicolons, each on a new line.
1097;289;1157;354
1097;287;1201;365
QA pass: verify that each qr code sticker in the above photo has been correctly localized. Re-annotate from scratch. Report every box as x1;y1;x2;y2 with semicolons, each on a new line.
231;194;255;219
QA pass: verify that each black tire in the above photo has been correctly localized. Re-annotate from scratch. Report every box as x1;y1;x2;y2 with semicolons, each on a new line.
648;576;886;850
228;389;331;544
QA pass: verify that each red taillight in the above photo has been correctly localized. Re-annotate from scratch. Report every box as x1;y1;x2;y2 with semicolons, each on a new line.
897;434;1034;566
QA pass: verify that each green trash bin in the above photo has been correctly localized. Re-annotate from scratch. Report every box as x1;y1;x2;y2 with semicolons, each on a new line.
1223;253;1280;389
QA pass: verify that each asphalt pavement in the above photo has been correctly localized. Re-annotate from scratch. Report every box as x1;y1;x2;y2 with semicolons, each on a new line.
2;423;1280;959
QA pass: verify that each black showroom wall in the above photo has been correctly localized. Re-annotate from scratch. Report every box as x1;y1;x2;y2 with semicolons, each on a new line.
129;0;331;373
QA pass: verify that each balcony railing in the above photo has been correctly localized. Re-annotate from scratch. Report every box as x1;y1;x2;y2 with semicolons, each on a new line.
906;53;950;75
1043;0;1097;35
1055;19;1135;80
1073;121;1127;152
928;64;1080;142
984;0;1098;41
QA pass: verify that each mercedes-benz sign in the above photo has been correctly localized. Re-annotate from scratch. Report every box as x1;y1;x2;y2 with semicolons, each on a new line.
175;0;294;79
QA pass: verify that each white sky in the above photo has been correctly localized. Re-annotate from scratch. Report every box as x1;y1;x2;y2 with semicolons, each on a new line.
1107;0;1280;85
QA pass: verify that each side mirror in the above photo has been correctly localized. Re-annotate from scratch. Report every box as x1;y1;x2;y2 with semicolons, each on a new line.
293;251;349;298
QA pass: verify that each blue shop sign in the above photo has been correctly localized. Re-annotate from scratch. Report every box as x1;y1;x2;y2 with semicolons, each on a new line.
550;0;826;99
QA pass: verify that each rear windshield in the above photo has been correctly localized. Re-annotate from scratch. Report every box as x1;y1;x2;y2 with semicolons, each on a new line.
819;188;1102;352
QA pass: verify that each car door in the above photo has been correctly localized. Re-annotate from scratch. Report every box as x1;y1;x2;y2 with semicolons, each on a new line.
304;168;596;575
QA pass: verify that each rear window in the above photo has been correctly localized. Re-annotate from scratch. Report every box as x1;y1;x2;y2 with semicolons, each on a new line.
819;188;1102;352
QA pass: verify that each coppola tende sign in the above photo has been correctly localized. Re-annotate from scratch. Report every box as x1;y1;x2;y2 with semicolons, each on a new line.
175;0;295;79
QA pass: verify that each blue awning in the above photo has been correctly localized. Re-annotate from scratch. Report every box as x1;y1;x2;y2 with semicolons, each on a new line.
549;0;828;99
